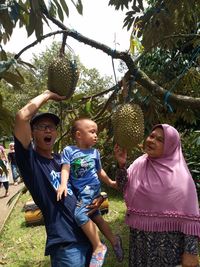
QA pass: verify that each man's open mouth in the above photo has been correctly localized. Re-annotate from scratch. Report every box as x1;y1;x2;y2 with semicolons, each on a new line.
44;136;52;143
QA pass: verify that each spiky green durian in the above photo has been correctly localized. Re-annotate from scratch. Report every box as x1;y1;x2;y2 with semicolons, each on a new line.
112;103;144;151
48;56;79;98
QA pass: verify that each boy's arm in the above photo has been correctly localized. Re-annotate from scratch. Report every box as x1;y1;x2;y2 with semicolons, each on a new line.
57;164;70;201
98;168;117;189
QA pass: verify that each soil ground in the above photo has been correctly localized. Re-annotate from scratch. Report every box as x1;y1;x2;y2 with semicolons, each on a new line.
0;175;24;233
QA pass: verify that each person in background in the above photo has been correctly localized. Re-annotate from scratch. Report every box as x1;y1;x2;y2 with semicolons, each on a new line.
7;142;20;185
57;118;124;267
14;90;105;267
114;124;200;267
0;151;9;197
0;144;8;161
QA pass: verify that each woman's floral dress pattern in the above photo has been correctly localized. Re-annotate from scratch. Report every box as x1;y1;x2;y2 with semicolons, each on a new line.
116;167;199;267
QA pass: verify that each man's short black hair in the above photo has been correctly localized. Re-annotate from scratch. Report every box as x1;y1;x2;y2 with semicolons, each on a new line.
30;112;60;129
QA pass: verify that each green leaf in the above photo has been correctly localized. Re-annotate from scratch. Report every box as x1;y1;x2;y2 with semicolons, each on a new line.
0;159;8;176
48;2;57;17
5;71;24;83
0;11;14;36
130;35;144;55
15;69;25;83
191;170;200;174
70;0;83;15
0;58;15;74
34;12;43;39
26;9;36;37
18;59;35;69
30;0;40;13
72;93;85;101
196;137;200;146
76;0;83;14
0;49;8;61
85;99;92;114
60;0;69;16
53;0;64;22
1;71;24;89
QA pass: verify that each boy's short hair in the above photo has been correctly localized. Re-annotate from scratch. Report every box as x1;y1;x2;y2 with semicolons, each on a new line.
71;117;92;139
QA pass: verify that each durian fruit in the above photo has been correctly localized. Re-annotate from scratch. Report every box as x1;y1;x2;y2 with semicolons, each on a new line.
112;103;144;151
47;55;79;98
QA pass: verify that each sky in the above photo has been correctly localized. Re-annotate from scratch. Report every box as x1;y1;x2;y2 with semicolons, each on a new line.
4;0;132;79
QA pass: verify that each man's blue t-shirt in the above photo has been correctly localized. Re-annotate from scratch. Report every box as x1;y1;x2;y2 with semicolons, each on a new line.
61;146;101;192
14;137;89;255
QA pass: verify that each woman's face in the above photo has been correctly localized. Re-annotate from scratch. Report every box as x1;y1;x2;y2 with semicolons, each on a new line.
144;127;164;158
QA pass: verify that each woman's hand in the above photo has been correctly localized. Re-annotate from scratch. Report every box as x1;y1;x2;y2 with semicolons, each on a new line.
182;253;199;267
114;144;127;168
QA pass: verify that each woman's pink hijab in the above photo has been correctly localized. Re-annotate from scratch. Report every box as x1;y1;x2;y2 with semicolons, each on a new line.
124;124;200;237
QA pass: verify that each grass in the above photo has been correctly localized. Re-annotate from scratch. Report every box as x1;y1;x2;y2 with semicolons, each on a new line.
0;187;129;267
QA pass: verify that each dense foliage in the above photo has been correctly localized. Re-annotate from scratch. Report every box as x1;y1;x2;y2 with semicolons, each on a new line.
182;130;200;200
0;1;200;197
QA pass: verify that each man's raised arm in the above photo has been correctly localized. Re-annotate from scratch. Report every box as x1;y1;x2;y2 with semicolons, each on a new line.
14;90;65;149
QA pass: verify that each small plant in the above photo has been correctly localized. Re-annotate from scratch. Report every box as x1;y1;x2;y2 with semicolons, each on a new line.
182;130;200;200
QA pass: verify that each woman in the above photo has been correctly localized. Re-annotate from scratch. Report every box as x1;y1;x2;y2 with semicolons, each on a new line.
7;142;20;185
114;124;200;267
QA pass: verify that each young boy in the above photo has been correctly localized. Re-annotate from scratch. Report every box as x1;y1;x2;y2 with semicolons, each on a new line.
57;118;123;267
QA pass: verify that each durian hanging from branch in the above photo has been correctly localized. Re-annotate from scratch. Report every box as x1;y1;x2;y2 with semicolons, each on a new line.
112;103;144;152
112;76;144;152
47;33;80;98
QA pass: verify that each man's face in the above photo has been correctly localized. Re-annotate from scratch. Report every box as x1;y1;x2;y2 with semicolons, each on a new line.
31;117;58;152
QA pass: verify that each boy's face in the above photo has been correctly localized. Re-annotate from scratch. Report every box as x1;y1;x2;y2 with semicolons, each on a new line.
76;119;98;148
31;117;58;152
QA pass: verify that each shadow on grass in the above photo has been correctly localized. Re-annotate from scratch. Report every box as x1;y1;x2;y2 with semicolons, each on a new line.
16;260;50;267
20;220;44;228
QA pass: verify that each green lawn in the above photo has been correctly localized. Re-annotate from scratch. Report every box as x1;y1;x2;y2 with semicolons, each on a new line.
0;188;129;267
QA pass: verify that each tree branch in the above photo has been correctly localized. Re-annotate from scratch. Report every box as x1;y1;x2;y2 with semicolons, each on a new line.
14;9;200;110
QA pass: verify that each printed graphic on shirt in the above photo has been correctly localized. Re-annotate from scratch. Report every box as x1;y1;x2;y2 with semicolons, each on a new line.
71;155;94;179
50;170;73;195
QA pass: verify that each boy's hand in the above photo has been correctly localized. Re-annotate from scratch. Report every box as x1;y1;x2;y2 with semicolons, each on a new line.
109;180;118;190
86;196;104;216
57;185;67;201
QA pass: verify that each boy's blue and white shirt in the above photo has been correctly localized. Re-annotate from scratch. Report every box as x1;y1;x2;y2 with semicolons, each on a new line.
50;169;73;196
61;145;101;192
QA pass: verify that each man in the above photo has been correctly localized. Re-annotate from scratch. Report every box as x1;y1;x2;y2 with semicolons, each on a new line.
14;90;104;267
